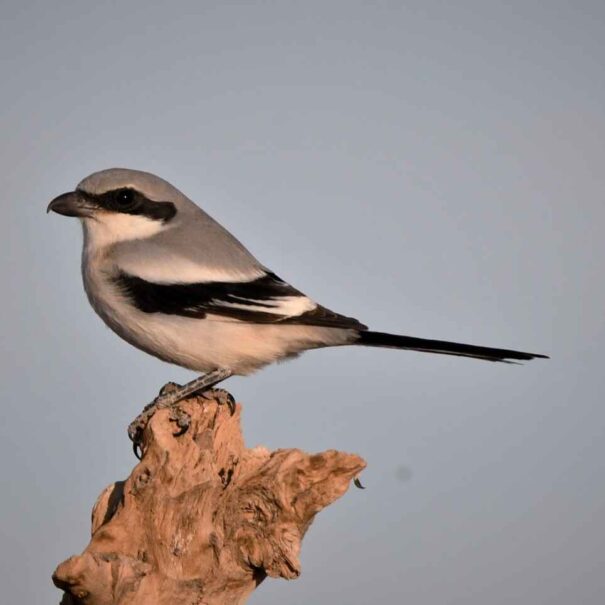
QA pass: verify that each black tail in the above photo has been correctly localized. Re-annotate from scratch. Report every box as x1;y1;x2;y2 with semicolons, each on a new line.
357;331;548;363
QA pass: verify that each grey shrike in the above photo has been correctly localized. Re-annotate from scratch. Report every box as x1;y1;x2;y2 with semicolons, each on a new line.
47;168;547;448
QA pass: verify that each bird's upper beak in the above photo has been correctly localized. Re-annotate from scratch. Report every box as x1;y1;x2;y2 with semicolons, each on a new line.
47;191;96;218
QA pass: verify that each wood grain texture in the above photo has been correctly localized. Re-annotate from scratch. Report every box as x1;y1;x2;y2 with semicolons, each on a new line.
53;390;366;604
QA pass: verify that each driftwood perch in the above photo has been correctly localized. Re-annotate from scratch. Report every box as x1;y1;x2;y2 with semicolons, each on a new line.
53;389;366;604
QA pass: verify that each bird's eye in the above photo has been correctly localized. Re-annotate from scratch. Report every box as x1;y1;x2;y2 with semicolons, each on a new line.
114;189;136;209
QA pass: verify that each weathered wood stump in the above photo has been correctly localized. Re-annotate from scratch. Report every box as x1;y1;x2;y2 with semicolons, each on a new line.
53;389;366;604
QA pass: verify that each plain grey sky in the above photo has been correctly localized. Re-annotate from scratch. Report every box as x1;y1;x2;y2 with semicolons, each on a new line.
1;1;604;603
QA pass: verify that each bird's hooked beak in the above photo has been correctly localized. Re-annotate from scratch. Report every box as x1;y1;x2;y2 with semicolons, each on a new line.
47;191;96;218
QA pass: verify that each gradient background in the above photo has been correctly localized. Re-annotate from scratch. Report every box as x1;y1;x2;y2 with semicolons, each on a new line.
1;2;604;603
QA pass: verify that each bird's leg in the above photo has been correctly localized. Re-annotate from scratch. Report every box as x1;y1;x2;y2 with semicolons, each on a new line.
155;368;233;408
128;368;233;457
157;381;236;414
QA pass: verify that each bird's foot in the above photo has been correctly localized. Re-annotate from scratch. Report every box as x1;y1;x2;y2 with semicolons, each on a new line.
127;382;182;452
169;405;191;437
128;398;162;459
128;369;234;459
201;388;237;415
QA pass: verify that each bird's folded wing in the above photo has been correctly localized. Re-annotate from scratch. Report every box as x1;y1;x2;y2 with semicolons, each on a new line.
112;270;367;330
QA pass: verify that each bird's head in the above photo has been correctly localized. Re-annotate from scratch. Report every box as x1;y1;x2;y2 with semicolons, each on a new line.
47;168;191;246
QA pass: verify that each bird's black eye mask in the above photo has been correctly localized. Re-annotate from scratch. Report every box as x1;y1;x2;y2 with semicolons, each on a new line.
77;187;177;223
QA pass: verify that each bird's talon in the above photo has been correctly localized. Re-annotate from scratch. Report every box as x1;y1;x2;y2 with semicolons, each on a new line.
128;422;142;443
204;388;236;414
353;477;365;489
170;407;191;437
224;393;236;415
128;414;149;459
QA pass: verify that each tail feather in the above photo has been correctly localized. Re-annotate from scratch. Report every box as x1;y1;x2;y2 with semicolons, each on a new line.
357;331;548;363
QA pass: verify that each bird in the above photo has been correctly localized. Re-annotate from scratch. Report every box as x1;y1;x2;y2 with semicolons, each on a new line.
47;168;547;446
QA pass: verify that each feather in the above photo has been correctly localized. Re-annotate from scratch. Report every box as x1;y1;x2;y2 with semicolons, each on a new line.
113;270;366;330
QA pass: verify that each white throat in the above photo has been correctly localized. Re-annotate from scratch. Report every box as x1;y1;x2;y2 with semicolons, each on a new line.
82;212;166;250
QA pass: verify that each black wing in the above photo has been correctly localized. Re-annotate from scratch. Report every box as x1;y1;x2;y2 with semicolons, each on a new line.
113;270;367;330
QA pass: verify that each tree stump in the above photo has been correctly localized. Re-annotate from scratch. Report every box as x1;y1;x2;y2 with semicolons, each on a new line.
53;389;366;604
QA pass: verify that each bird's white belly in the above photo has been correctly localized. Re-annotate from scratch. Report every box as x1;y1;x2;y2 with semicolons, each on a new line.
96;304;345;375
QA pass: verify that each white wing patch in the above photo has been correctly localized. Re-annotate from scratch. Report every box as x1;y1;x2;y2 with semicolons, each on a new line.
213;295;316;317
